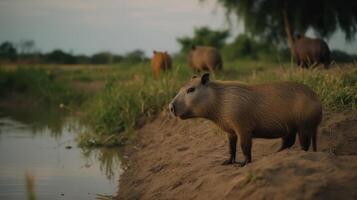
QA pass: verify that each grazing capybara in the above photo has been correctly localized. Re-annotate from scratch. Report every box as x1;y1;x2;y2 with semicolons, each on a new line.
169;73;322;166
151;51;172;79
293;35;331;69
187;46;223;74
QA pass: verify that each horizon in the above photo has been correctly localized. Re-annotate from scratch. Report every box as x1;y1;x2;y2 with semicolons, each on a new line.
1;0;356;56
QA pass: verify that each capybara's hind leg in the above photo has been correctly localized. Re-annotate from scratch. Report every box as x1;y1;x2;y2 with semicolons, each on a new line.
222;133;237;165
298;129;311;151
323;61;330;69
312;127;317;152
277;132;297;152
299;60;308;68
238;133;252;167
153;70;159;79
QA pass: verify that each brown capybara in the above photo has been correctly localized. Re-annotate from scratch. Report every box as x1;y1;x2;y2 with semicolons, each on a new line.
293;35;330;69
151;50;172;78
187;46;223;74
169;73;322;166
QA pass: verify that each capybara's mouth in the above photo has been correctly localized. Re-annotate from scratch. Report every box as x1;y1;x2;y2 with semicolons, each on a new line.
179;111;193;120
179;115;189;120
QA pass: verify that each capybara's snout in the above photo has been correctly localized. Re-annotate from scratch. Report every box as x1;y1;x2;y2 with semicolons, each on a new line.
168;102;176;117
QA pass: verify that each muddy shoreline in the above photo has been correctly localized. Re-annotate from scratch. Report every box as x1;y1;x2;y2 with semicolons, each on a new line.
117;111;357;200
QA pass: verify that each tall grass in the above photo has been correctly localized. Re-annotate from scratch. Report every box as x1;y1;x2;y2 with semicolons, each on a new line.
244;66;357;110
79;62;356;147
78;63;190;147
25;172;36;200
0;67;85;105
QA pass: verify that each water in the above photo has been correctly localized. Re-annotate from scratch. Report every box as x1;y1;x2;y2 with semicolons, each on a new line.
0;107;123;200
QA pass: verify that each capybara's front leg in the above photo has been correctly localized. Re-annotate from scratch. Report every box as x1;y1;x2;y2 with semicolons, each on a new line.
222;133;237;165
237;133;252;167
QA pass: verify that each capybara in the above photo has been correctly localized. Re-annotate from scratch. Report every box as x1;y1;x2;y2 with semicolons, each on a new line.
187;46;223;74
293;35;330;69
151;51;172;79
169;73;322;166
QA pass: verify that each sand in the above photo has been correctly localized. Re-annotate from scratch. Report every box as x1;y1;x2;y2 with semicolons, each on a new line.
117;111;357;200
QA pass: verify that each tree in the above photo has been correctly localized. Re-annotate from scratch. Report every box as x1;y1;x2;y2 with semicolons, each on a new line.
46;49;77;64
177;26;229;52
223;34;258;60
90;52;113;64
123;49;146;63
211;0;357;55
18;40;36;55
0;41;17;61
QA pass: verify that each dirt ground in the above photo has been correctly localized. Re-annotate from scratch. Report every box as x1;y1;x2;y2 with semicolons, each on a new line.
117;111;357;200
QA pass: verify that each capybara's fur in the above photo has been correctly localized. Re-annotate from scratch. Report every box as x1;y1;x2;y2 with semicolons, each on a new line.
293;35;331;69
151;51;172;79
187;46;223;73
169;73;322;166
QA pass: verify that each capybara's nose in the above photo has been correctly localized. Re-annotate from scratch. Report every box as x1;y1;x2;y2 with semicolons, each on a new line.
169;103;176;116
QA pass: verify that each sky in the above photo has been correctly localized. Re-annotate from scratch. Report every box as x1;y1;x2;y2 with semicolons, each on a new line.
0;0;356;56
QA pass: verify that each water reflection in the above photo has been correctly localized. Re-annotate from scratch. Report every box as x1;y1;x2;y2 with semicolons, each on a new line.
81;147;124;181
0;106;123;200
0;104;68;138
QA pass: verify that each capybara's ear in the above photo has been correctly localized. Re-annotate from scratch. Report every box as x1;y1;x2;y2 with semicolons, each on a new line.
153;50;157;54
191;45;196;50
201;73;210;85
191;75;197;79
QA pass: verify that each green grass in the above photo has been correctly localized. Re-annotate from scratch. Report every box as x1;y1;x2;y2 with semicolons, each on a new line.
243;66;357;110
78;63;190;147
0;67;85;106
78;61;356;147
2;62;354;148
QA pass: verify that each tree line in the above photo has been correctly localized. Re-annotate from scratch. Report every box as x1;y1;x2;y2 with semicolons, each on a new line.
1;26;356;65
177;27;357;62
0;40;147;64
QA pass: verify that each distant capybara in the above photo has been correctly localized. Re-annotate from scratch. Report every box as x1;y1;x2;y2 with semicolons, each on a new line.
293;35;331;69
187;46;223;74
169;73;322;166
151;51;172;78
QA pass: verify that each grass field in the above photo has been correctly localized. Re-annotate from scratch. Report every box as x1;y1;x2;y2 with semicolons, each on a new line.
76;61;357;147
1;60;356;147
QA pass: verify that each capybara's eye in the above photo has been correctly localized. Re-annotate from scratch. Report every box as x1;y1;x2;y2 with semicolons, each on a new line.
187;87;195;94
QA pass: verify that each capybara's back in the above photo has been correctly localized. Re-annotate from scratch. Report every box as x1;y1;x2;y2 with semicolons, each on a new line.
187;46;223;73
151;51;172;78
294;36;330;68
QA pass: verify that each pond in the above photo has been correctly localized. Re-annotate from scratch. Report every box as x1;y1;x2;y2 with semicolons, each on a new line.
0;106;123;200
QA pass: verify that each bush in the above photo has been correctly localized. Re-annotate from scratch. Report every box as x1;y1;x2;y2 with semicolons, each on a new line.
122;49;147;64
0;41;17;61
244;67;357;110
79;65;189;147
331;50;357;63
222;34;290;62
177;26;229;52
0;67;84;105
45;49;77;64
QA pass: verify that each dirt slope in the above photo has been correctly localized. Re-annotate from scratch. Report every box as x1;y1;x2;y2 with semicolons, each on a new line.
117;111;357;200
